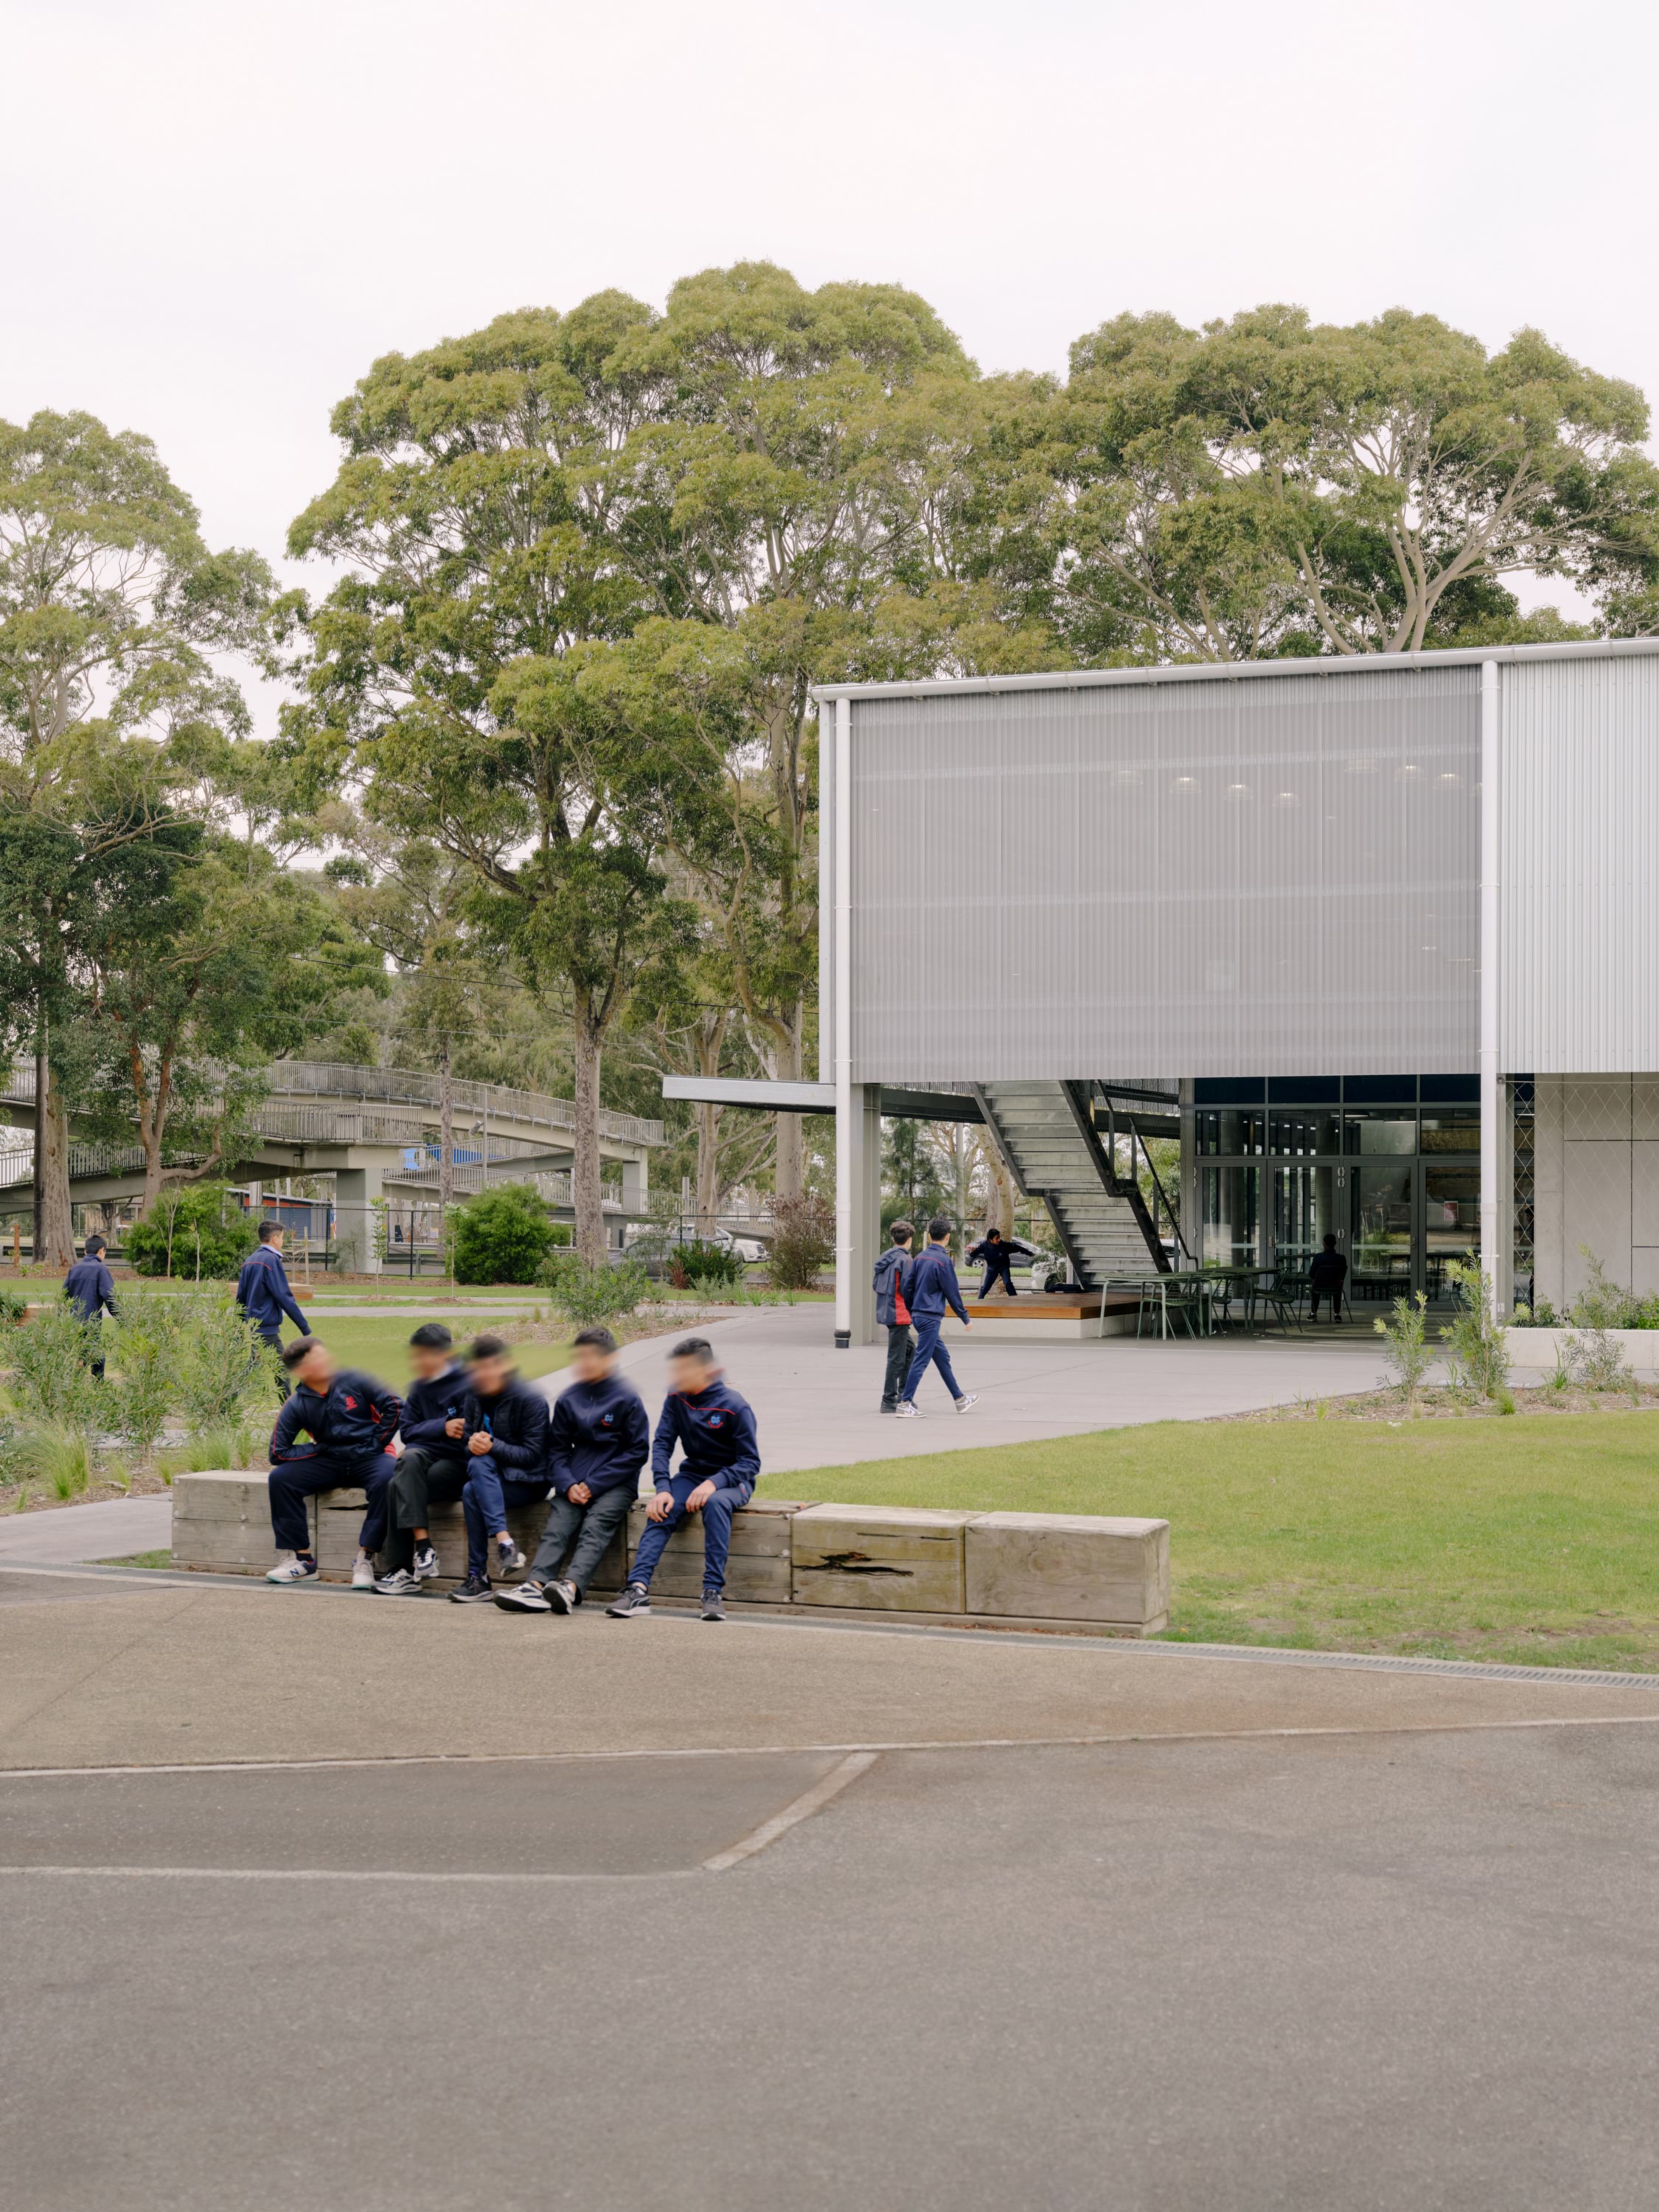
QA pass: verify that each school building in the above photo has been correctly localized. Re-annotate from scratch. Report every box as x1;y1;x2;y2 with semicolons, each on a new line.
669;639;1659;1346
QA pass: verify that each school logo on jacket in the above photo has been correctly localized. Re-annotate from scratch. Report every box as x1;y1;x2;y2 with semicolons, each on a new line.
343;1394;358;1411
707;1413;726;1428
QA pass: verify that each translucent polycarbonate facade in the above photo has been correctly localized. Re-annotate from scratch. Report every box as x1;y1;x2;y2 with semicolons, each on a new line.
1498;655;1659;1073
840;664;1482;1085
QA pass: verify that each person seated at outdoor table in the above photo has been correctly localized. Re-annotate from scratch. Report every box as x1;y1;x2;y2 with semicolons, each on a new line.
448;1335;551;1604
608;1337;759;1623
373;1323;470;1596
264;1339;403;1585
1308;1234;1349;1322
495;1326;649;1615
966;1225;1033;1299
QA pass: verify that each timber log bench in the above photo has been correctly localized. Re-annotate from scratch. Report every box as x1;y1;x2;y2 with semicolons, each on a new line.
170;1475;1170;1637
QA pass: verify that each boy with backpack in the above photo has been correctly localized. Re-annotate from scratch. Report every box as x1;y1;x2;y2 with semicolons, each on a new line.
873;1220;916;1413
896;1217;979;1419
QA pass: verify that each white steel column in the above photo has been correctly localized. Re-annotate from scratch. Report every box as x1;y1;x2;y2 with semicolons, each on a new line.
1479;658;1508;1311
833;696;855;1347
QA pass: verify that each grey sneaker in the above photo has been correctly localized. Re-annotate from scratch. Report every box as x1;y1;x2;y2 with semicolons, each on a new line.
894;1402;922;1420
411;1542;439;1582
372;1568;422;1596
495;1537;524;1579
546;1579;577;1615
606;1583;651;1618
449;1573;493;1603
265;1554;318;1584
700;1589;726;1622
493;1582;551;1614
954;1393;980;1415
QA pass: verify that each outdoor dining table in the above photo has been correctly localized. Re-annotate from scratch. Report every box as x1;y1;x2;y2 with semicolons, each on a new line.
1099;1267;1255;1339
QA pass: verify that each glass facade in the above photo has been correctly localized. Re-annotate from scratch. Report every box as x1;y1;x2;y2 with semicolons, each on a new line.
1192;1077;1481;1305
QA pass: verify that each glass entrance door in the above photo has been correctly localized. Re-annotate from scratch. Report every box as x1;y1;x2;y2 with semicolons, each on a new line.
1350;1162;1415;1305
1268;1164;1342;1276
1422;1164;1479;1306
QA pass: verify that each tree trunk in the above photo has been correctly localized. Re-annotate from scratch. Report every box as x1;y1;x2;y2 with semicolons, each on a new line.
32;1043;46;1264
571;998;606;1267
695;1101;722;1239
40;1060;74;1268
438;1037;455;1228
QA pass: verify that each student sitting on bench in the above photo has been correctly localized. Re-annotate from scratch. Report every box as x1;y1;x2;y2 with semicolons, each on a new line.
374;1323;470;1596
495;1326;649;1615
608;1337;759;1623
264;1339;403;1585
449;1335;551;1604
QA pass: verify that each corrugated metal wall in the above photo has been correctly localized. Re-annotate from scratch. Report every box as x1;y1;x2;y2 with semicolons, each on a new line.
848;666;1481;1083
1498;656;1659;1072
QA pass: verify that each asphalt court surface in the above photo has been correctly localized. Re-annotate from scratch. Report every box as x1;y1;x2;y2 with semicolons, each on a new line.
6;1726;1659;2211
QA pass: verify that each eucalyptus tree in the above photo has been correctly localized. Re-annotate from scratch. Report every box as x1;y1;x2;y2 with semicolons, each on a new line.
1057;305;1659;658
288;300;711;1259
0;410;271;1259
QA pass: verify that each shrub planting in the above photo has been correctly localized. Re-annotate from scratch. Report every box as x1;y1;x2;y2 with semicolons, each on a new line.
451;1183;559;1284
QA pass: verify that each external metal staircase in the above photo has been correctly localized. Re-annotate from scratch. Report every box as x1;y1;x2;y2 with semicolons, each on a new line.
973;1081;1170;1285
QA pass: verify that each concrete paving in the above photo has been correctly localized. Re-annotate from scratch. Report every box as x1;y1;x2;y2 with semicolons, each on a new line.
3;1576;1657;1773
603;1302;1443;1473
5;1723;1659;2208
0;1492;173;1565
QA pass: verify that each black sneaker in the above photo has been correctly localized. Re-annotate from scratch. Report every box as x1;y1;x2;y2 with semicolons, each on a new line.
449;1573;493;1604
493;1582;551;1614
606;1583;651;1618
700;1589;726;1622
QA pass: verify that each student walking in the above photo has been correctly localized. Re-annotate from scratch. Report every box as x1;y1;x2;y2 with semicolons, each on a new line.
897;1217;978;1419
495;1327;649;1615
874;1220;917;1413
373;1324;470;1595
264;1340;403;1585
608;1337;759;1622
450;1335;551;1603
237;1221;309;1400
64;1232;119;1379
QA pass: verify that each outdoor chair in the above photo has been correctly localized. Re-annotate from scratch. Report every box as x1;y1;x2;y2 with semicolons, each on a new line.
1247;1268;1304;1335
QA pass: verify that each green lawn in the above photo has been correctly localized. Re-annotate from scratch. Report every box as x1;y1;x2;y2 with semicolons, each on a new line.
290;1316;574;1389
760;1412;1659;1671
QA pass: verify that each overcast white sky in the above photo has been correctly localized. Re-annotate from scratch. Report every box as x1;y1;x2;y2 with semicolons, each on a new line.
4;0;1652;636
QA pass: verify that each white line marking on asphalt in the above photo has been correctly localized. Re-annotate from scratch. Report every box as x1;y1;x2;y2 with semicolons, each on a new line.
700;1751;879;1872
5;1710;1659;1783
0;1863;697;1885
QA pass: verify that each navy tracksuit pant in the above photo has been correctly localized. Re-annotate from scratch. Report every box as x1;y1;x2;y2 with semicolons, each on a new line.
462;1457;551;1576
268;1453;394;1556
978;1256;1015;1298
630;1475;753;1594
902;1313;964;1405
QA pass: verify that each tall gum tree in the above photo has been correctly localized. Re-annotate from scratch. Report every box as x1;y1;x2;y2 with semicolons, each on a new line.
288;303;697;1259
1058;305;1659;658
0;410;271;1261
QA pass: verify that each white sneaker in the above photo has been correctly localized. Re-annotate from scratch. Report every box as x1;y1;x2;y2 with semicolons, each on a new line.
495;1537;524;1579
412;1542;439;1582
954;1394;980;1415
895;1402;922;1419
265;1554;317;1584
351;1551;376;1590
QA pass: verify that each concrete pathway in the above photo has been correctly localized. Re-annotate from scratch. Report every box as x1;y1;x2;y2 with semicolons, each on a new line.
0;1494;173;1565
599;1301;1443;1474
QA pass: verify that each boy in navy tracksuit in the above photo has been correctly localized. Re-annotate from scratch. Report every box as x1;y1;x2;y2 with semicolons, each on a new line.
64;1233;119;1379
264;1339;403;1583
373;1324;471;1594
450;1334;552;1603
237;1222;309;1400
897;1217;979;1418
608;1337;759;1622
495;1326;650;1615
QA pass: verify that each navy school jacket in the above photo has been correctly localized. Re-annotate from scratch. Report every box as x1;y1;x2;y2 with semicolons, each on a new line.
904;1243;968;1324
650;1378;760;1494
236;1244;307;1335
461;1374;549;1476
549;1371;650;1498
269;1368;404;1464
400;1363;470;1450
64;1257;118;1323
